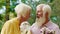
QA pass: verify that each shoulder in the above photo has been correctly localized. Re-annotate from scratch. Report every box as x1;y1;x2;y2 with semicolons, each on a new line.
52;22;59;29
49;21;59;30
1;18;18;34
52;22;59;28
3;17;17;28
5;17;17;24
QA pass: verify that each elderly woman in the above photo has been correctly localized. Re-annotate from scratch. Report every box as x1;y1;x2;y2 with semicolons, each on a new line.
1;3;31;34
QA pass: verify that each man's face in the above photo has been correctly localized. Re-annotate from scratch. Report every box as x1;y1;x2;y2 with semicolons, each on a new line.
36;7;46;26
36;7;43;18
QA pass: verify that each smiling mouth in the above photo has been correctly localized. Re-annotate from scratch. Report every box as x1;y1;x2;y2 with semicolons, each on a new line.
37;13;43;18
37;15;41;18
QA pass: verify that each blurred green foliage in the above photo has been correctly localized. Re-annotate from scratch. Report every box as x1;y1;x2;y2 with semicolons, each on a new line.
0;0;60;33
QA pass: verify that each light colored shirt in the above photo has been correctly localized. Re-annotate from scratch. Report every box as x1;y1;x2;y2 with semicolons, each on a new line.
1;17;21;34
30;21;60;34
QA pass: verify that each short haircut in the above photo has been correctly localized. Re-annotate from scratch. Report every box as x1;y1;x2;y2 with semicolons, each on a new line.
36;4;51;18
15;3;31;17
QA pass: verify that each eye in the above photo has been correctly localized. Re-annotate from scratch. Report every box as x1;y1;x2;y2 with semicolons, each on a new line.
37;11;40;12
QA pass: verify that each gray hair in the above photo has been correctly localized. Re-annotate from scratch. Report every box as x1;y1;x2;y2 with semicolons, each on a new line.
15;3;31;17
37;4;51;18
43;4;51;18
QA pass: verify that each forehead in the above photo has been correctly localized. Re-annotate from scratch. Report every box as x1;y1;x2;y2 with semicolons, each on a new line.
37;7;40;10
37;5;44;11
38;4;45;7
36;7;43;13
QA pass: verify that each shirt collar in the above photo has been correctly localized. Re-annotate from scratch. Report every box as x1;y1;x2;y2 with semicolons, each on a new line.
45;20;52;27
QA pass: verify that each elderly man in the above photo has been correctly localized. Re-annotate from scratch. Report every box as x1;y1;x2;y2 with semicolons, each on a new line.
29;4;60;34
1;3;31;34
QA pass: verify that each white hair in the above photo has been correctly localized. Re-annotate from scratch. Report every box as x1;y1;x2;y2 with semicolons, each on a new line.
15;3;31;17
37;4;51;18
35;4;51;27
36;4;45;9
42;5;51;18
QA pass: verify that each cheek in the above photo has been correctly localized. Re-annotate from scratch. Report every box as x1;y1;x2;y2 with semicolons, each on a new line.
17;11;20;14
24;15;30;20
25;12;30;19
27;15;30;19
27;13;30;18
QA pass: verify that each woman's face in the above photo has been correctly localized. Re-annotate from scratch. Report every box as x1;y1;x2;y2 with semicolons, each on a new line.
24;11;30;21
21;10;31;21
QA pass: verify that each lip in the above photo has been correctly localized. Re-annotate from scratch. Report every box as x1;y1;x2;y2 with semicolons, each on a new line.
37;15;40;18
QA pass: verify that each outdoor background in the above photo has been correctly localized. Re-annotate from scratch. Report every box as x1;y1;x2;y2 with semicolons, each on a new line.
0;0;60;34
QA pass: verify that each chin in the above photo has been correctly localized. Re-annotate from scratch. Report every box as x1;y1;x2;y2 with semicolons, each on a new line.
36;17;46;26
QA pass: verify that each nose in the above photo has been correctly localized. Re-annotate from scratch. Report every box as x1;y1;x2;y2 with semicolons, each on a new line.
37;12;41;15
37;11;42;15
36;11;43;17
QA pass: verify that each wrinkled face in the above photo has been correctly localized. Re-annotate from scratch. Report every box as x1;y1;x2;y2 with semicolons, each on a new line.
21;10;31;21
36;7;43;18
36;6;46;26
